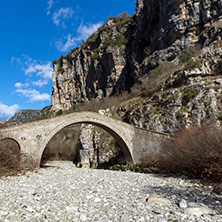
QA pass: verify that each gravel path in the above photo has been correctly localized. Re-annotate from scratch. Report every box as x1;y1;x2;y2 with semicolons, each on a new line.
0;161;221;222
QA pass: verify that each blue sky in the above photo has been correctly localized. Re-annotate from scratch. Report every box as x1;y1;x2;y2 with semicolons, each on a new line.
0;0;135;118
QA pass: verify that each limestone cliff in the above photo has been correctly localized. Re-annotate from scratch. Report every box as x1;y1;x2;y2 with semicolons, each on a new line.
51;16;131;111
51;0;222;112
115;44;222;133
48;0;222;167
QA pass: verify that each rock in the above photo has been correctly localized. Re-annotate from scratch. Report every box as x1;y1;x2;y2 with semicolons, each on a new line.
7;110;41;126
188;202;207;208
213;184;222;195
51;0;222;114
148;194;171;206
80;214;87;221
0;211;8;216
79;124;94;168
79;123;125;168
48;0;222;166
0;161;221;221
184;206;212;216
94;197;101;202
179;199;188;209
157;219;168;222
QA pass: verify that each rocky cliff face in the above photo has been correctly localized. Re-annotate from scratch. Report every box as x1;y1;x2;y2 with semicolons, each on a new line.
51;16;131;111
48;0;222;167
7;110;41;126
116;44;222;133
51;0;222;112
79;124;125;168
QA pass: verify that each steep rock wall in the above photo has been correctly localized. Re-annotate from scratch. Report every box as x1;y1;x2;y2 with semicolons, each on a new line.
48;0;222;167
51;18;130;111
51;0;222;112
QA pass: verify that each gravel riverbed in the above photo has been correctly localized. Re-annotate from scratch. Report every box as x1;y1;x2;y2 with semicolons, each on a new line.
0;161;221;222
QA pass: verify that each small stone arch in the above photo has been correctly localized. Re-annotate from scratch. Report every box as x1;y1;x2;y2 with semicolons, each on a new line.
0;137;21;160
38;115;134;167
0;136;22;150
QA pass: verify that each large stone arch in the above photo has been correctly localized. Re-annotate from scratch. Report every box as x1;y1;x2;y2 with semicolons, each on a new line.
38;113;135;167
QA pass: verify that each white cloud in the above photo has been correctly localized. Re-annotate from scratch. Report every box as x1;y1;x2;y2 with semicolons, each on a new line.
32;79;49;87
11;56;52;79
14;82;29;88
77;22;103;39
55;22;103;52
47;0;54;15
15;82;22;88
11;57;21;64
55;34;80;52
16;89;51;102
52;7;74;27
25;66;36;75
0;102;19;116
11;56;52;103
25;62;53;79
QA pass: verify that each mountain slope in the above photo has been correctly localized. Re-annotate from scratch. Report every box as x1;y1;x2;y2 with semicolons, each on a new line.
51;0;222;114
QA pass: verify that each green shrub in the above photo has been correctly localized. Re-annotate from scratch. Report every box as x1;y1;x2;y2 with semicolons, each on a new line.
179;44;202;63
52;60;57;66
92;49;99;60
97;24;109;34
218;115;222;121
110;12;131;28
182;86;199;106
179;52;190;64
86;33;98;44
140;62;177;97
58;67;65;73
103;33;128;48
184;59;201;70
56;109;63;116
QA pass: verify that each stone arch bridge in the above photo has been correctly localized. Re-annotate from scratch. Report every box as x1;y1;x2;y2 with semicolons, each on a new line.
0;112;167;168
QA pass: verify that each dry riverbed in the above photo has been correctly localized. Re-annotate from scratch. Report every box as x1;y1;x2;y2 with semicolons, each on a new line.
0;161;221;222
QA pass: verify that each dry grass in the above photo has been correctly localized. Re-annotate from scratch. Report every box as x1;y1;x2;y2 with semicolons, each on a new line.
0;139;22;176
0;139;36;176
159;122;222;182
130;62;179;98
64;95;130;115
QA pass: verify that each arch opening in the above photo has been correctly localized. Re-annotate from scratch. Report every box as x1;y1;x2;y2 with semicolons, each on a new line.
0;138;21;176
40;120;133;169
41;124;81;166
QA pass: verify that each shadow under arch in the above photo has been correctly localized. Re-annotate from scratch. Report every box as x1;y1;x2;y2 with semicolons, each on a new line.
0;137;22;160
0;136;22;151
39;117;134;167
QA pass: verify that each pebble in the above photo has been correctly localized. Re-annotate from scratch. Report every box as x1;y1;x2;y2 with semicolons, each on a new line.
157;219;168;222
148;194;171;205
184;206;212;216
0;161;221;221
179;199;188;208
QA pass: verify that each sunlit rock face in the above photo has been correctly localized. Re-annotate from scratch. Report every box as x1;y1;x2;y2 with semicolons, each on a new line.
51;0;222;112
